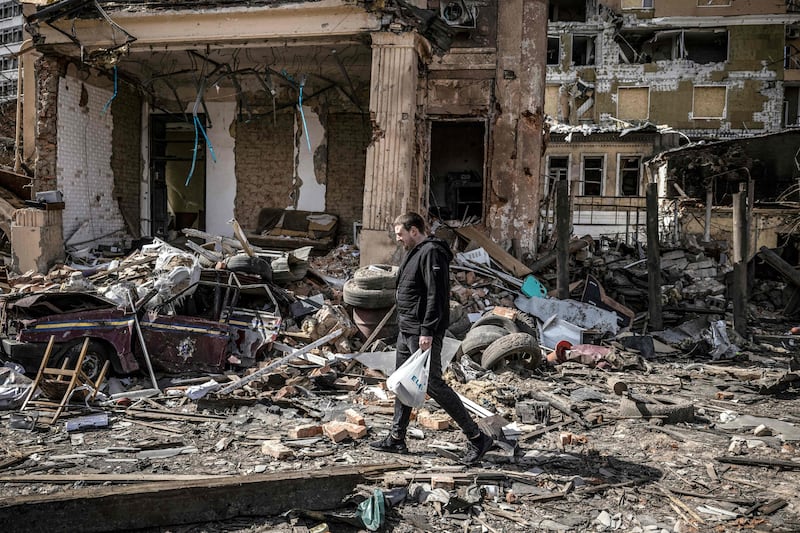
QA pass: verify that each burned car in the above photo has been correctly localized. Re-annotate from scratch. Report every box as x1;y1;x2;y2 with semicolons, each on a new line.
0;270;282;379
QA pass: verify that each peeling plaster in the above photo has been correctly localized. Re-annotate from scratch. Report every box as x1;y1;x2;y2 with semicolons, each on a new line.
57;76;126;248
293;105;326;212
204;101;237;237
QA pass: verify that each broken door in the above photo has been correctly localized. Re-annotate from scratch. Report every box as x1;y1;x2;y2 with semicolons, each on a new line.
428;121;486;222
150;115;207;238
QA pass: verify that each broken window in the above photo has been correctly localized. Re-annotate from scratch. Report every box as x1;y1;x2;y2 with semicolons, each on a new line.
619;156;642;196
684;31;728;63
616;30;656;64
547;37;560;65
619;29;728;64
572;35;597;66
547;156;569;198
784;86;800;126
617;86;649;121
697;0;730;6
785;27;800;69
549;0;587;22
621;0;653;9
582;156;604;196
693;86;727;119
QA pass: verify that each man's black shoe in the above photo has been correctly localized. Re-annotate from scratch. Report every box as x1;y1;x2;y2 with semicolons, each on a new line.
369;434;408;454
462;432;494;465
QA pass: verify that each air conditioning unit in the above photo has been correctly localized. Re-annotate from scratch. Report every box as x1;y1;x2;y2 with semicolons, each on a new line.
440;0;477;28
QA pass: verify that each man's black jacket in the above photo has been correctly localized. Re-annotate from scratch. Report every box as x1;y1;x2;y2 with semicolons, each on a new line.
396;236;452;337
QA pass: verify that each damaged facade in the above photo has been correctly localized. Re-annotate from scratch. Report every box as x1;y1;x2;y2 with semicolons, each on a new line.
544;0;800;246
9;0;547;272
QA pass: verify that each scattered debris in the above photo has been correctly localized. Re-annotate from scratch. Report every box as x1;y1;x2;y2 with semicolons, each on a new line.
0;223;798;532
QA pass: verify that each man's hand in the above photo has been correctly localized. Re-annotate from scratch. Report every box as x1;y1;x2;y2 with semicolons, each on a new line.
419;335;433;351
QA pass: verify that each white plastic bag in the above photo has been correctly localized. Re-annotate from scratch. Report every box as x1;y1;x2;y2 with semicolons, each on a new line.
386;348;431;408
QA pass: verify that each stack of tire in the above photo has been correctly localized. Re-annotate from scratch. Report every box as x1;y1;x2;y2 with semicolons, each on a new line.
343;264;399;342
459;308;542;371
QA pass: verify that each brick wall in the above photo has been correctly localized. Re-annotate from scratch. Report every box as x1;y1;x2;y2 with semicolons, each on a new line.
233;111;295;229
57;76;127;248
233;110;369;238
325;113;369;241
33;55;66;193
111;82;142;238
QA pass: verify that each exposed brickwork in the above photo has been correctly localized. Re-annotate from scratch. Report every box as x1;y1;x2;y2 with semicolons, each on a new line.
57;75;126;248
111;82;142;238
233;112;295;229
33;55;67;194
325;113;369;241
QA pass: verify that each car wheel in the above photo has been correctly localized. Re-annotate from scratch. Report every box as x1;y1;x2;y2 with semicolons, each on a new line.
58;340;112;382
460;325;508;359
470;312;520;334
480;332;541;371
226;254;273;281
342;279;395;308
352;264;398;290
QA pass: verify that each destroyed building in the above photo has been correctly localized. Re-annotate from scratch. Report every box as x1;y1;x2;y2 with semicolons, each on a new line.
543;0;800;245
4;0;547;272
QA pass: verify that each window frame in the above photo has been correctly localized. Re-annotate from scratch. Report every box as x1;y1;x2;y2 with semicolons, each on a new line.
616;86;650;121
692;85;728;119
621;0;654;10
697;0;731;7
581;155;605;197
617;155;643;197
546;155;571;198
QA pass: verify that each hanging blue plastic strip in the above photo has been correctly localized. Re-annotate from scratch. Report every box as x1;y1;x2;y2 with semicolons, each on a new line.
298;81;312;153
185;118;200;186
195;114;217;163
101;66;118;115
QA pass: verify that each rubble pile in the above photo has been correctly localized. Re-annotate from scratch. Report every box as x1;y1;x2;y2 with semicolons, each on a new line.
0;224;798;532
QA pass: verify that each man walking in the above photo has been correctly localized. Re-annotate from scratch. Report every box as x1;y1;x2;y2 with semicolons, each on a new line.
369;212;494;465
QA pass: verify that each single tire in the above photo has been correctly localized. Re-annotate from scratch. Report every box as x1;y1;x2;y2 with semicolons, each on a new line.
343;279;395;308
460;325;508;358
471;312;519;334
480;332;541;371
352;264;398;290
226;254;273;281
57;339;112;381
514;311;539;338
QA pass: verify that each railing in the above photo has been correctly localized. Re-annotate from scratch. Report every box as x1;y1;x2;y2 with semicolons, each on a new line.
789;0;800;13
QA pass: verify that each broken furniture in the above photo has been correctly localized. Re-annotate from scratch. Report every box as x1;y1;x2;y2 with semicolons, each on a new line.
244;208;339;253
19;336;109;425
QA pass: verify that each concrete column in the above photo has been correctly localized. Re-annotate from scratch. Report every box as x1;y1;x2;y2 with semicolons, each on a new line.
11;207;65;274
359;32;427;266
487;0;547;260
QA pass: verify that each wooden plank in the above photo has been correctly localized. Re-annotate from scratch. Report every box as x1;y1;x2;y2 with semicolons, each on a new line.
0;464;401;533
454;225;532;278
646;182;663;330
0;474;232;484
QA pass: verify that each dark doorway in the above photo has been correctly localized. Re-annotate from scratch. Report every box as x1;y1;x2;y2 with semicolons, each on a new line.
150;115;207;238
429;121;486;222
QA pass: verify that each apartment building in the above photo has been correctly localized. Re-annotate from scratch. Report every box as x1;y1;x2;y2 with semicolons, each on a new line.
15;0;548;271
0;0;22;102
543;0;800;245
